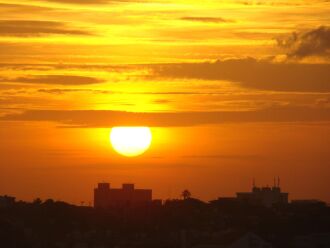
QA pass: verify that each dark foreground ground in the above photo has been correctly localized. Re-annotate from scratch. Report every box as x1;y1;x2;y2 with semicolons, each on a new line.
0;197;330;248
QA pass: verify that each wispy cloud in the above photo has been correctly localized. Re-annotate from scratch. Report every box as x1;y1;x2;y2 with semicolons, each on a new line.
45;0;109;3
0;75;104;85
0;20;91;37
180;16;232;23
181;154;262;160
44;0;144;4
0;3;54;13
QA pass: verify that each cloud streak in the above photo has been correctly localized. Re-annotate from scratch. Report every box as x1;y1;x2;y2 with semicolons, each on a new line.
180;17;232;23
151;58;330;92
0;20;91;37
44;0;143;4
1;106;329;127
45;0;109;3
0;3;54;13
0;75;104;85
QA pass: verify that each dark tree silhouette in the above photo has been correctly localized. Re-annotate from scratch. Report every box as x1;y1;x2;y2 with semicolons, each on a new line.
33;198;42;205
181;190;191;200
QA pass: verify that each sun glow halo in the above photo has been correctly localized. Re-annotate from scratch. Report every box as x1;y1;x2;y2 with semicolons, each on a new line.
110;127;152;157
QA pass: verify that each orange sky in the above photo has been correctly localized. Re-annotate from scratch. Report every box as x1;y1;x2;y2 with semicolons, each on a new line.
0;0;330;204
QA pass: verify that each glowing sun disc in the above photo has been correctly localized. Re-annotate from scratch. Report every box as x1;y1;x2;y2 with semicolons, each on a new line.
110;127;152;157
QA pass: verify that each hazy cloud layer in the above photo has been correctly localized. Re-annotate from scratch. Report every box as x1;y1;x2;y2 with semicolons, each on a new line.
277;26;330;58
151;58;330;92
0;3;54;13
38;88;97;94
44;0;142;4
36;88;210;95
45;0;109;3
1;106;330;127
0;20;91;36
180;17;231;23
0;75;104;85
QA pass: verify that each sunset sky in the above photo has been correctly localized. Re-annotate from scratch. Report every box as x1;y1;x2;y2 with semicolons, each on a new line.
0;0;330;205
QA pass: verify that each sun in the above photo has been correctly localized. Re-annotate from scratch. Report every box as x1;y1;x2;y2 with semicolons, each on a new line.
110;127;152;157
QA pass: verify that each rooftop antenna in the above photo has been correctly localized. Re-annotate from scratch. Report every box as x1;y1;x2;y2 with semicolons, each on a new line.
278;176;280;187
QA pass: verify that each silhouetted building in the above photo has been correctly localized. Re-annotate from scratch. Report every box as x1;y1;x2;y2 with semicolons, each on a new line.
236;178;289;207
94;183;152;208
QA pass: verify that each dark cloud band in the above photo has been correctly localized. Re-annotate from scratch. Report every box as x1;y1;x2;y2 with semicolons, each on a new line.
151;58;330;93
1;106;330;127
0;75;104;85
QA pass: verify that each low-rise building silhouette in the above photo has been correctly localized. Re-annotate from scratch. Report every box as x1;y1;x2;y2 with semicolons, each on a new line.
94;183;152;208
